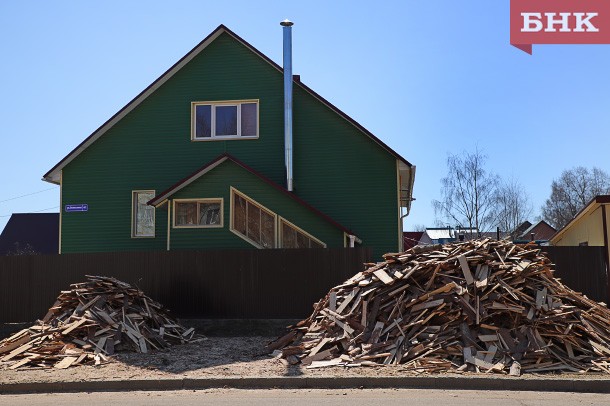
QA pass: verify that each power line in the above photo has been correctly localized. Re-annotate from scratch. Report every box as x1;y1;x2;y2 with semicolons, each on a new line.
0;206;59;218
0;187;57;204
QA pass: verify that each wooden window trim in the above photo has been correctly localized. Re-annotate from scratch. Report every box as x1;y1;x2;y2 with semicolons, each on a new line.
191;99;259;141
229;187;277;248
131;190;156;238
279;217;326;248
172;198;224;229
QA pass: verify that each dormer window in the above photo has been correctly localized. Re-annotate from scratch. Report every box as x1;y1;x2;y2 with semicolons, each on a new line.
192;100;258;140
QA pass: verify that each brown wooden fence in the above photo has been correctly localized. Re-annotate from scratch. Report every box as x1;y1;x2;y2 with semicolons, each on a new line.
1;245;606;324
541;246;608;303
0;248;371;323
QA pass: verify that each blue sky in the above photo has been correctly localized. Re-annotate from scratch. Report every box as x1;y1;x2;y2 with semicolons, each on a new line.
1;1;609;233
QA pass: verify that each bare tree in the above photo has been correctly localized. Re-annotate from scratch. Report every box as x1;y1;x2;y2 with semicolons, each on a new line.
542;166;610;229
495;177;533;234
6;242;39;256
410;224;427;232
433;149;499;236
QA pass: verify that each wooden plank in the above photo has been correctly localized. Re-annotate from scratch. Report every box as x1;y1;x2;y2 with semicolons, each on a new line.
306;359;343;369
373;269;394;285
329;292;337;312
54;356;78;369
590;340;610;356
475;265;489;288
94;337;108;355
411;299;444;313
483;345;498;364
301;347;337;365
61;318;88;335
2;329;29;343
566;342;575;359
308;338;331;358
181;327;195;337
361;300;368;327
80;295;101;312
336;288;360;314
0;334;31;355
9;356;37;370
1;343;33;362
458;255;474;285
139;337;148;353
74;353;87;365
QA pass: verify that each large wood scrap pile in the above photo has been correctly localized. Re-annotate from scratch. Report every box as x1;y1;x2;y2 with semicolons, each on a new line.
0;275;198;370
268;239;610;375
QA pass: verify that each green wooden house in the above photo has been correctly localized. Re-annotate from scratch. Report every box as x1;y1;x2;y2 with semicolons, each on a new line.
42;23;415;260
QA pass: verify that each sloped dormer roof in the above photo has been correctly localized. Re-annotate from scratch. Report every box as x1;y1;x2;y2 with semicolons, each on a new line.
42;24;413;185
147;153;356;236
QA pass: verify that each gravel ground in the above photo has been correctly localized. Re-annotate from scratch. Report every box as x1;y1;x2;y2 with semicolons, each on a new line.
2;336;610;385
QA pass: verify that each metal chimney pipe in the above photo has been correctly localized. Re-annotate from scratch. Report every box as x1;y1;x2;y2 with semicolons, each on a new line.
280;19;294;191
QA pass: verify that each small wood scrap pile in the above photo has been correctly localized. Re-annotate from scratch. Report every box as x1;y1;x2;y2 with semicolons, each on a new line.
0;275;198;370
268;239;610;375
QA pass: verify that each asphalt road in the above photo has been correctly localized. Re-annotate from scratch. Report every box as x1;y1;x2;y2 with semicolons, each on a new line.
1;389;609;405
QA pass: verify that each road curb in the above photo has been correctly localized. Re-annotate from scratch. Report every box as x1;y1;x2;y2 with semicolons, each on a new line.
1;375;610;394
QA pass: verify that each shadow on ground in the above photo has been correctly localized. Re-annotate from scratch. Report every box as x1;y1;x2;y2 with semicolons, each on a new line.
1;319;304;377
110;319;304;376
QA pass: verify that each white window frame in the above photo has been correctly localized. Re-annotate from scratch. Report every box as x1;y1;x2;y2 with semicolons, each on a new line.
172;198;224;229
229;187;277;248
131;190;156;238
191;99;259;141
279;217;326;249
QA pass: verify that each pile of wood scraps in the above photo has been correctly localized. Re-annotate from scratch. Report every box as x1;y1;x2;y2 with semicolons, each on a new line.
0;275;199;370
268;239;610;375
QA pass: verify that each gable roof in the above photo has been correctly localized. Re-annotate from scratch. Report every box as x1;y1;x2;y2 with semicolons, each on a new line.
0;213;59;255
511;221;532;238
550;195;610;243
148;153;357;236
43;24;412;185
518;220;556;241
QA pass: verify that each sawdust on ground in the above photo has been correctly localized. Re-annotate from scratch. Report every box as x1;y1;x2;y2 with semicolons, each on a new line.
1;336;610;385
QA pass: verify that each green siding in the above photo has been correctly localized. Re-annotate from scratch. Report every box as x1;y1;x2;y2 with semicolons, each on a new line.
60;31;403;259
167;160;343;249
292;85;399;259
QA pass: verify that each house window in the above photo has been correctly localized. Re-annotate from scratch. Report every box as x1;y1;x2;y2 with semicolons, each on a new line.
132;191;155;237
192;100;258;140
173;199;223;228
280;218;325;249
230;188;276;248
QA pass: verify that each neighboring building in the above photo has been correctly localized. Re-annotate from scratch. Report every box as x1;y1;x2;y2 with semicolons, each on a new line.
512;220;556;243
41;24;415;260
424;227;460;244
403;231;424;250
550;195;610;266
421;227;480;244
413;227;508;246
0;213;59;255
510;221;532;240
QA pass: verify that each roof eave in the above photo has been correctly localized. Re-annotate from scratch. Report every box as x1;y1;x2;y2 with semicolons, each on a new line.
43;24;231;182
550;195;610;243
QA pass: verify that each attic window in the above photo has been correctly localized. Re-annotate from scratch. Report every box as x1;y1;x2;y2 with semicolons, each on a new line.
280;218;325;249
192;100;258;140
230;188;276;248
